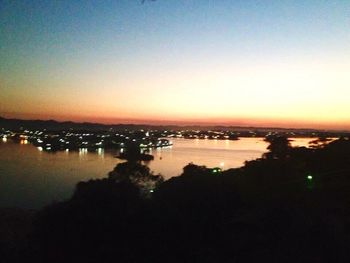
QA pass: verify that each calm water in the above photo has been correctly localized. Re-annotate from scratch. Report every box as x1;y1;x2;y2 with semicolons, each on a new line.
0;137;313;209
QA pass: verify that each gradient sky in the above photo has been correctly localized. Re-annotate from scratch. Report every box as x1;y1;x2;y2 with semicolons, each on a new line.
1;0;350;129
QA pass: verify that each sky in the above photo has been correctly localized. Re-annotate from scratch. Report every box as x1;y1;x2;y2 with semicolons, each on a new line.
1;0;350;129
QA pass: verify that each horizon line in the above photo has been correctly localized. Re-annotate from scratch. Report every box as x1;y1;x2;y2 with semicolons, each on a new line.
1;115;350;133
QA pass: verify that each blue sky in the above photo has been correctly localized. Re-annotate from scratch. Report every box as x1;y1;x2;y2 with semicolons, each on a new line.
1;0;350;128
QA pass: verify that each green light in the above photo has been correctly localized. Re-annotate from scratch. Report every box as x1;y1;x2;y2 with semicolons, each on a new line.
307;175;313;180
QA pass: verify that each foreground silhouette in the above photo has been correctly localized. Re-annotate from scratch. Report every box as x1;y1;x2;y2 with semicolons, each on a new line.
3;137;350;262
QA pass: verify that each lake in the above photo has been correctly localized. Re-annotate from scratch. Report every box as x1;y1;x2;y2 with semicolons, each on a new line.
0;137;314;209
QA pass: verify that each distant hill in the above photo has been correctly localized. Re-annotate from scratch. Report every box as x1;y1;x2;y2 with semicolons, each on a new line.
0;116;334;133
0;117;152;132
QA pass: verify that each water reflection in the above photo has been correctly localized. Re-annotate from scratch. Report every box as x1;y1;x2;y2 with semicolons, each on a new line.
289;137;315;147
0;137;320;209
97;148;104;158
148;138;268;178
20;139;28;144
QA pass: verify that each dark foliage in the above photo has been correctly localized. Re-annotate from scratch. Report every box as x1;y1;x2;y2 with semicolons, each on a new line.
4;138;350;262
116;142;154;162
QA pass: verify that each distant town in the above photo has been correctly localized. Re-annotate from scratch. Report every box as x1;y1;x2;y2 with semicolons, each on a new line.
1;117;349;152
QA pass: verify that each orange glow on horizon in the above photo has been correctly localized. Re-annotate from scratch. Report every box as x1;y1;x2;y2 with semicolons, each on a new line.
2;111;350;131
2;1;350;131
2;54;349;130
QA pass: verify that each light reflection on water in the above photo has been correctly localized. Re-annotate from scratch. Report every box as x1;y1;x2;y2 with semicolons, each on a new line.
0;137;315;209
289;137;315;148
148;138;268;178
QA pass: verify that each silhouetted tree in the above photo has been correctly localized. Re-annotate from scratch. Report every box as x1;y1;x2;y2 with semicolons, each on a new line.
264;135;291;159
14;138;350;262
108;161;163;195
117;142;154;162
309;137;332;149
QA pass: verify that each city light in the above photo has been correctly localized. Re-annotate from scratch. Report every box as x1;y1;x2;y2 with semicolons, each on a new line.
97;148;103;155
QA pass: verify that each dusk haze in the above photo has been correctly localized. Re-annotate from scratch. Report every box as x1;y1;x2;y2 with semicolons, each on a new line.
1;0;350;129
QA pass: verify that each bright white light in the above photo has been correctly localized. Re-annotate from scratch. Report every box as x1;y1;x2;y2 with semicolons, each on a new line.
220;162;225;167
97;148;103;155
37;147;43;151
